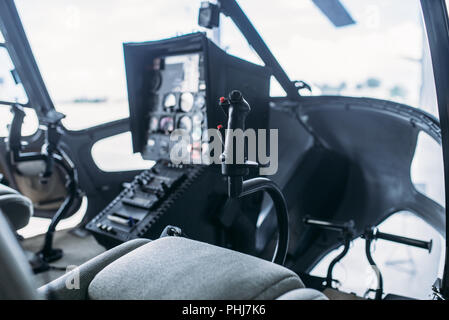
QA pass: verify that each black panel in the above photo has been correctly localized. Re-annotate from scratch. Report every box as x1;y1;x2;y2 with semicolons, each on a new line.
123;32;270;162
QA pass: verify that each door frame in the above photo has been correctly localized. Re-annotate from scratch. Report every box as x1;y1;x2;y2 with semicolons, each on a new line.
421;0;449;298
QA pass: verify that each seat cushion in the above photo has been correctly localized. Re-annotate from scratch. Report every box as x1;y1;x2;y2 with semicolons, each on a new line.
276;288;328;300
39;238;151;300
88;237;305;300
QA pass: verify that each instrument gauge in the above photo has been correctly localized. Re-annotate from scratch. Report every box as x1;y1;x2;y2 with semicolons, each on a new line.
163;93;177;110
178;116;192;132
160;116;174;133
180;92;194;112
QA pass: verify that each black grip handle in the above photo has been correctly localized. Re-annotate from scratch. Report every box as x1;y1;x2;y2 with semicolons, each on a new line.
220;90;251;164
8;104;26;153
225;90;251;131
375;230;432;253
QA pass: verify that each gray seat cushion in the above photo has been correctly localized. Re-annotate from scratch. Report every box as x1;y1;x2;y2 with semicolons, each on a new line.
276;288;328;300
88;237;315;300
39;238;151;300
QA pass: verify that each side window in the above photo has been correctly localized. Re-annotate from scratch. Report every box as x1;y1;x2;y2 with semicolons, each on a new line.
91;132;154;172
411;131;444;206
0;46;28;104
0;32;38;137
14;0;201;131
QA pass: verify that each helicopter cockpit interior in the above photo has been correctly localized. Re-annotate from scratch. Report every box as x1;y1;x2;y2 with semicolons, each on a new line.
0;0;448;303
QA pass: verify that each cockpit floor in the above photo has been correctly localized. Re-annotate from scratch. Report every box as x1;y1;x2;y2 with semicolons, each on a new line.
21;229;106;288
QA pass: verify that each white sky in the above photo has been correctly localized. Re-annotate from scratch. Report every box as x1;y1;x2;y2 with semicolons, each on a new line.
11;0;425;109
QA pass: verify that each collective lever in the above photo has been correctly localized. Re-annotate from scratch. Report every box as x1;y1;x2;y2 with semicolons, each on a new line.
303;217;356;288
362;226;433;300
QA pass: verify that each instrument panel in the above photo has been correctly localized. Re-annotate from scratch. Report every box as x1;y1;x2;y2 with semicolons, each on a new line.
92;33;271;248
143;53;208;162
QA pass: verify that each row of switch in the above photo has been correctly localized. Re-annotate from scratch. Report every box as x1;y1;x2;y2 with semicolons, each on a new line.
96;223;116;235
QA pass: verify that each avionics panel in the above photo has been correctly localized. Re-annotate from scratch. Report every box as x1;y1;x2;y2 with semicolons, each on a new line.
143;53;207;161
124;32;271;162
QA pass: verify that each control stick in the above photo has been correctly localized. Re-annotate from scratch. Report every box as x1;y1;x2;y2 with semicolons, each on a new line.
219;90;289;265
303;217;356;288
362;226;433;300
7;104;82;273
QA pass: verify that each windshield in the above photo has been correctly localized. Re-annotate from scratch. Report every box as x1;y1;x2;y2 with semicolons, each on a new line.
14;0;201;130
0;30;28;104
14;0;436;130
220;0;435;115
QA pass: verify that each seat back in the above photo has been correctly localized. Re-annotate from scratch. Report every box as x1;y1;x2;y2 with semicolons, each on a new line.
0;183;33;230
87;237;327;300
0;209;37;299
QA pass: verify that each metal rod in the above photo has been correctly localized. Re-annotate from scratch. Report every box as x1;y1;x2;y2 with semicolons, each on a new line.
365;237;383;300
219;0;300;100
304;217;352;232
0;100;26;107
326;236;351;288
420;0;449;299
375;230;432;252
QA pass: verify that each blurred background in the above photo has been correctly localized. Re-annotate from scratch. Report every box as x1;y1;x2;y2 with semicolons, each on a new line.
0;0;445;299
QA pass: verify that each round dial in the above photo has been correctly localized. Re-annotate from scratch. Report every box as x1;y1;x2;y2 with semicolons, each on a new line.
159;116;174;133
149;116;159;132
180;92;194;112
163;93;176;110
178;116;192;132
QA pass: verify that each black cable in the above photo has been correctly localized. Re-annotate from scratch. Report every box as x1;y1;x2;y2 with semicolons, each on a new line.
240;177;289;265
